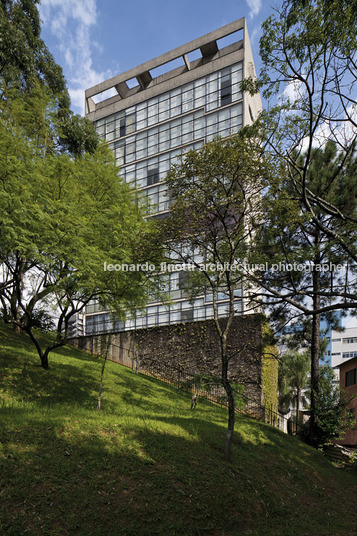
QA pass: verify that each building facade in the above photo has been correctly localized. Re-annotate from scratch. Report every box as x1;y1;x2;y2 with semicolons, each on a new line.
323;326;357;372
83;18;261;336
337;355;357;446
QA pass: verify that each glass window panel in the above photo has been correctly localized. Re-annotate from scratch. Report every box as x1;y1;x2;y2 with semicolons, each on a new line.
125;164;135;186
220;68;232;106
114;141;125;166
194;306;205;320
182;84;193;112
230;104;243;134
231;65;243;101
136;162;147;188
159;154;170;173
194;116;205;140
147;98;158;126
206;74;218;111
205;305;214;319
126;136;136;163
218;303;228;317
147;306;158;326
206;112;218;141
136;103;147;130
218;108;230;137
106;129;115;142
136;132;147;159
147;167;159;186
159;94;170;122
170;149;181;166
147;128;158;155
106;119;115;133
147;186;159;206
194;79;205;108
170;302;181;322
170;90;181;117
159;124;170;151
96;125;105;137
126;113;136;134
171;119;181;147
125;317;135;330
182;117;193;144
135;313;146;329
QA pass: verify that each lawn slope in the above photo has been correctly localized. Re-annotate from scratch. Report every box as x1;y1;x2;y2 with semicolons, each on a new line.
0;324;356;536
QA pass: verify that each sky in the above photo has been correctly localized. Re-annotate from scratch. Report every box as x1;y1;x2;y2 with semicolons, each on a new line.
38;0;276;116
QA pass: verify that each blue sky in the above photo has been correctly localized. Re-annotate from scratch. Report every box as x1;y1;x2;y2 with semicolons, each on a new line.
38;0;275;115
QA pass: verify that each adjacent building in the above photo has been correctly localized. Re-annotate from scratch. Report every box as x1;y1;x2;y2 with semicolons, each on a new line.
323;326;357;373
337;355;357;446
82;18;261;336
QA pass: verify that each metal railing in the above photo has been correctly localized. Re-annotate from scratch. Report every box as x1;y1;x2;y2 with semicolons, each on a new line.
71;335;295;434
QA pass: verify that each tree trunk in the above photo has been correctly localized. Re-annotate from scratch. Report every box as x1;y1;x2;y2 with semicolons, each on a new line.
296;387;301;430
41;351;49;369
12;256;25;333
221;349;235;463
309;229;321;445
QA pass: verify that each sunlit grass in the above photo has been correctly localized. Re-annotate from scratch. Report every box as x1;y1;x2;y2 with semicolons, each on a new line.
0;323;356;536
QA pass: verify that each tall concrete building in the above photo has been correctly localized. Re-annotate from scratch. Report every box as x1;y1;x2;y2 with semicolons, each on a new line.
82;18;261;335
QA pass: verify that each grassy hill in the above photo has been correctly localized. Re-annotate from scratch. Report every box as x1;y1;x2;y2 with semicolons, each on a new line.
0;324;356;536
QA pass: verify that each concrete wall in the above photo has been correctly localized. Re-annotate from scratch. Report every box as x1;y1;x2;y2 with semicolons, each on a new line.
71;314;267;404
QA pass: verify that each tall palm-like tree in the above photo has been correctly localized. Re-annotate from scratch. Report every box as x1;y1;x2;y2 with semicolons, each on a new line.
279;351;310;424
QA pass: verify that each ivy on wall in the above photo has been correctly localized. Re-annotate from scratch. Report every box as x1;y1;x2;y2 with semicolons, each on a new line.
261;321;279;419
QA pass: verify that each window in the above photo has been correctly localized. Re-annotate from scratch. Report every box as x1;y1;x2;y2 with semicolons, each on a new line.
343;352;357;359
181;304;193;322
345;368;357;387
126;112;136;134
332;338;341;342
119;117;126;137
220;68;232;106
147;167;159;186
114;140;125;166
343;337;357;344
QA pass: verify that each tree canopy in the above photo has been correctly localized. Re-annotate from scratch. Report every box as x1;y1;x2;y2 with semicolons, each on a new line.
0;2;162;367
161;130;272;461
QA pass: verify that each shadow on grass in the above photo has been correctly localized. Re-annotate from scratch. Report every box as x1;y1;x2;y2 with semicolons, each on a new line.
1;407;357;536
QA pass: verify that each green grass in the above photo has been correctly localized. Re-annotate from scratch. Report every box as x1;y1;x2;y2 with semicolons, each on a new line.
0;324;356;536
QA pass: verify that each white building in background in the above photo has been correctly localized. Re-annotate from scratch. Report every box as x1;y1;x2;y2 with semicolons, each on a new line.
325;327;357;373
80;18;261;336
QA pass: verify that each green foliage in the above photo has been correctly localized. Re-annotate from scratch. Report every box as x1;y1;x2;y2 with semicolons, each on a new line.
0;3;163;366
279;351;310;416
162;130;272;310
311;366;356;448
0;0;98;155
0;83;161;366
261;324;279;417
161;131;274;460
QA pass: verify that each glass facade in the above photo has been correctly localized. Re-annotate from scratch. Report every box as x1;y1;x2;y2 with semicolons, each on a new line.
85;62;244;335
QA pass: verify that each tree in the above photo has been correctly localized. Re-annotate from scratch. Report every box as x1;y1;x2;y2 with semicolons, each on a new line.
0;1;162;367
309;365;356;448
242;0;357;442
161;131;270;462
279;350;310;425
0;0;98;155
249;139;357;441
0;88;161;368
